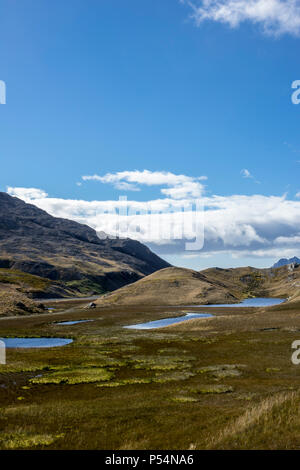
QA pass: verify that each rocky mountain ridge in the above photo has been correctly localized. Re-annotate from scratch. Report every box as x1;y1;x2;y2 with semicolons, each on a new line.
0;192;170;302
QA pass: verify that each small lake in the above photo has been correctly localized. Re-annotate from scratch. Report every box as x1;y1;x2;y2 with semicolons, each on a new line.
125;313;213;330
185;298;286;308
0;338;73;348
56;320;94;326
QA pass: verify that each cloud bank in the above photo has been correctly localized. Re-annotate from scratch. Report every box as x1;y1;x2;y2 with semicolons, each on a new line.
182;0;300;36
7;175;300;261
82;170;207;199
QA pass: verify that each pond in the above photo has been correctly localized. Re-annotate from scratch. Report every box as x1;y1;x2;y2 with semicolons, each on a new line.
0;338;73;348
56;320;94;326
185;298;286;308
124;313;213;330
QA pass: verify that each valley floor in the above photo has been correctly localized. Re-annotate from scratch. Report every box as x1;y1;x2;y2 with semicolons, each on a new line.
0;299;300;449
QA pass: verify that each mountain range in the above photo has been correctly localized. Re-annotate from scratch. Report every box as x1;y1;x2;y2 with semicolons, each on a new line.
272;257;300;268
0;192;170;312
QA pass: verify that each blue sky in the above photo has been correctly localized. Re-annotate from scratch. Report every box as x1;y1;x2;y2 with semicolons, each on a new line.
1;0;300;269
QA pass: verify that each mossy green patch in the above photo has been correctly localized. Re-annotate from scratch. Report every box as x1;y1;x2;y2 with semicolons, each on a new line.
191;384;234;394
170;396;200;403
30;367;114;385
0;363;52;374
190;337;218;344
0;269;50;291
0;432;64;449
97;377;153;388
198;364;244;379
158;348;187;354
65;279;105;295
132;355;195;371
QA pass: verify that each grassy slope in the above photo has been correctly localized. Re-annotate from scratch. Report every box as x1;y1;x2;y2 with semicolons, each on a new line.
95;264;299;307
2;262;299;315
95;266;240;306
0;269;51;291
204;264;300;301
0;267;105;316
0;269;52;316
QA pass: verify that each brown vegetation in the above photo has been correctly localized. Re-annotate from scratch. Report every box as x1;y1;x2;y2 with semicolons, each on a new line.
0;298;300;449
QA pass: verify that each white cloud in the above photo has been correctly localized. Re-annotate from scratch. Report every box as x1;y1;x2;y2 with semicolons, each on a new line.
295;192;300;198
274;234;300;245
114;182;141;192
240;168;260;184
7;187;48;201
182;0;300;37
231;247;300;258
7;186;300;261
82;170;207;199
161;181;203;199
241;168;252;178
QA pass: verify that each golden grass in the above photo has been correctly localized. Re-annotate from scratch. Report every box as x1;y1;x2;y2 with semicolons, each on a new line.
0;290;44;316
96;267;240;306
207;391;298;449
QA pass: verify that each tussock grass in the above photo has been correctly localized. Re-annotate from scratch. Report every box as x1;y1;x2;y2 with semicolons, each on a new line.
206;391;299;449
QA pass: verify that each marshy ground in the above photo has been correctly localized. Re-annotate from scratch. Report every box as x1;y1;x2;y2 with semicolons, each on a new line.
0;299;300;450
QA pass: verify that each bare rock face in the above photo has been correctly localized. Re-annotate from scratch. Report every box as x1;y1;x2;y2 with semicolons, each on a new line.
0;192;170;298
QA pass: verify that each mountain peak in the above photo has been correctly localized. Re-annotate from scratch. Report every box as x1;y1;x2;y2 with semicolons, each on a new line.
272;257;300;269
